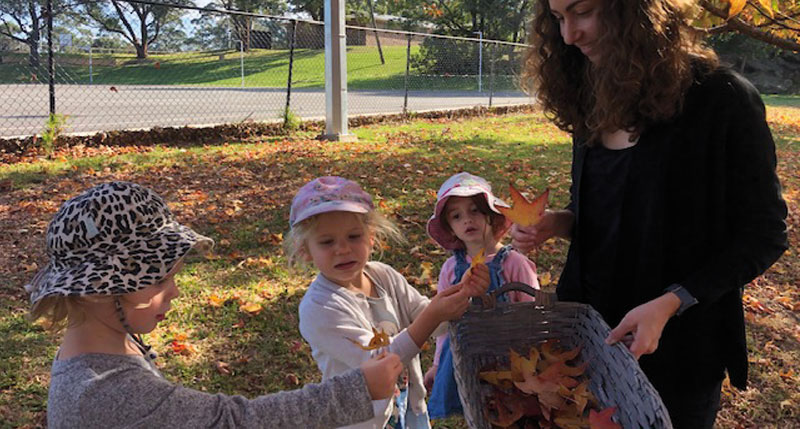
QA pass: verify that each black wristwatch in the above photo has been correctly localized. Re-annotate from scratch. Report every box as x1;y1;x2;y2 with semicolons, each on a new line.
664;284;698;316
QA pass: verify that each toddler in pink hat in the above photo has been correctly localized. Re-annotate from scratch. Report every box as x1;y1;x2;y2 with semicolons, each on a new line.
286;176;491;429
424;172;540;419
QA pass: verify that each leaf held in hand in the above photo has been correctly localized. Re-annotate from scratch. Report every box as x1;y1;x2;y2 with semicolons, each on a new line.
497;184;549;227
347;327;391;350
470;248;486;268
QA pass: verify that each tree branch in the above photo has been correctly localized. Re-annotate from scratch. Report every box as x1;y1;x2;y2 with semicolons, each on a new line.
1;20;30;43
110;0;140;45
699;0;800;52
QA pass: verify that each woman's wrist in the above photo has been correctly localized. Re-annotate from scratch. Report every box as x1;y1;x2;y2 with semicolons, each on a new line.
553;210;575;239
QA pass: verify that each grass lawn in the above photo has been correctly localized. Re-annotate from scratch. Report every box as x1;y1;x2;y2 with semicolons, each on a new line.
0;101;798;428
0;46;520;91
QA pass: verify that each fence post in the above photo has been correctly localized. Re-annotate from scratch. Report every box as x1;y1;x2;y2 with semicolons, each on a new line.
89;45;93;84
239;40;244;88
488;42;495;108
322;0;355;141
46;0;55;116
474;31;482;92
285;19;297;126
403;34;411;115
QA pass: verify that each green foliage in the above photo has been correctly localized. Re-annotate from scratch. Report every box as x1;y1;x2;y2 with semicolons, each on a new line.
283;107;301;131
39;113;67;154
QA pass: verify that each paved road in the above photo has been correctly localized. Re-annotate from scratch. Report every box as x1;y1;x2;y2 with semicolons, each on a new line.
0;84;534;138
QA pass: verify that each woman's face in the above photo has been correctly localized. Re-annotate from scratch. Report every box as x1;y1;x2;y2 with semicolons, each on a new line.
548;0;604;64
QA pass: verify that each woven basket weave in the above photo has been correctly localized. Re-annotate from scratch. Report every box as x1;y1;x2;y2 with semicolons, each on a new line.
448;282;673;429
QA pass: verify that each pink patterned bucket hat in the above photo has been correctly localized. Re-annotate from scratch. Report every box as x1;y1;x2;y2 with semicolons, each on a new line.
426;172;511;250
290;176;374;227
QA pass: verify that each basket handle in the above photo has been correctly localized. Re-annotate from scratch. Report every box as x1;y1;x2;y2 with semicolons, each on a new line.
478;281;555;310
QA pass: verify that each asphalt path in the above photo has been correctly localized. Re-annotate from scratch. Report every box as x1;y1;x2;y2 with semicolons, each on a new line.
0;84;534;138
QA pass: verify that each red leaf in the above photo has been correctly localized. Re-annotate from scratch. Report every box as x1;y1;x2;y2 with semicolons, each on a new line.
589;406;622;429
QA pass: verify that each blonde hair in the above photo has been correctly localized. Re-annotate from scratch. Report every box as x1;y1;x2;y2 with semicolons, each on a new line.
285;210;405;268
28;294;110;333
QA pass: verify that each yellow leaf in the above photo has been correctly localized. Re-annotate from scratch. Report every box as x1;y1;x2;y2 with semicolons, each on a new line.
478;370;514;387
470;248;486;269
756;0;774;18
497;184;549;227
207;293;225;307
725;0;746;18
239;301;263;315
539;271;552;286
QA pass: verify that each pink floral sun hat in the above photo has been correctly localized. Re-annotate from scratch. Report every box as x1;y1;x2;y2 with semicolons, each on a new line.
426;172;511;250
290;176;374;227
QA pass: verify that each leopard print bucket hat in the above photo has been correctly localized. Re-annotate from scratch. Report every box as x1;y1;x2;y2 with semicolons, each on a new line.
25;181;213;306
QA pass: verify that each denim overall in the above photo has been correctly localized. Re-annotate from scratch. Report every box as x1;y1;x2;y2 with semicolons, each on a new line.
427;245;512;419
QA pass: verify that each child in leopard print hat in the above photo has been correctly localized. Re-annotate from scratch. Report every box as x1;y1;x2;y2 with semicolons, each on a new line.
27;181;402;429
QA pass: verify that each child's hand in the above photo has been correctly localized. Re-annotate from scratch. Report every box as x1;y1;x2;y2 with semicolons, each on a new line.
361;352;403;400
428;284;471;322
459;263;490;297
423;365;437;394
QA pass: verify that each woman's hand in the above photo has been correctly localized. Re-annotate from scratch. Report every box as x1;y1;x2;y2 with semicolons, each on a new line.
510;209;574;253
361;352;403;400
605;293;681;359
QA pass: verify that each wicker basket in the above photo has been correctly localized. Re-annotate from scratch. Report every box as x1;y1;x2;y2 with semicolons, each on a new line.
448;282;673;429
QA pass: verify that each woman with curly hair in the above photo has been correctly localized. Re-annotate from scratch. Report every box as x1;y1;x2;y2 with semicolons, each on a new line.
512;0;788;427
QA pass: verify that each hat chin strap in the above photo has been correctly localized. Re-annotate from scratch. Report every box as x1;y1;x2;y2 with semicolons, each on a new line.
114;297;158;361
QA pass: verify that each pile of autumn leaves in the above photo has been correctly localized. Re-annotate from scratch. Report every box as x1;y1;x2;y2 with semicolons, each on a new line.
478;340;621;429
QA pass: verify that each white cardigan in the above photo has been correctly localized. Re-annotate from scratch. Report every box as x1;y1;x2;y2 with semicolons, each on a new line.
299;261;447;429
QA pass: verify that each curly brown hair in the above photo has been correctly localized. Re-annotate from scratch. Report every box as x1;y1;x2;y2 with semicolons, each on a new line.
521;0;718;144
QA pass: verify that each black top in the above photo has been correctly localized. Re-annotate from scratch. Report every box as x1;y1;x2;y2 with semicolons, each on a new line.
557;67;788;390
579;144;634;317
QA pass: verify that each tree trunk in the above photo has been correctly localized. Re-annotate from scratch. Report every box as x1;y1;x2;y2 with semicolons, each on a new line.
135;42;147;59
366;0;385;64
28;38;41;70
28;4;41;72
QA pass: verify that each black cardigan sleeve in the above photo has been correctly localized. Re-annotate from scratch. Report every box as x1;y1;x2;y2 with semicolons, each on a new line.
679;72;788;304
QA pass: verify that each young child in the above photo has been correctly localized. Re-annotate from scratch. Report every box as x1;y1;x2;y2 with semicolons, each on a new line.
26;181;404;429
287;176;489;429
424;172;540;419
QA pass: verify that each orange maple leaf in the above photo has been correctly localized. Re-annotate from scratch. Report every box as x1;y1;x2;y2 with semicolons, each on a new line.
347;327;390;351
497;184;549;227
589;406;622;429
470;248;486;268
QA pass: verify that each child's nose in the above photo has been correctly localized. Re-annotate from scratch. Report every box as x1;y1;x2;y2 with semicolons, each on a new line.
334;241;349;253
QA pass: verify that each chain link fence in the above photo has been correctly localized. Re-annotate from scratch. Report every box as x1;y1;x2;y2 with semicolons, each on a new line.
0;2;532;139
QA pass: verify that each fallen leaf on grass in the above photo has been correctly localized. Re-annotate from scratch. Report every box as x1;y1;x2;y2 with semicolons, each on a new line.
284;373;300;386
207;293;225;307
215;361;231;375
239;301;263;315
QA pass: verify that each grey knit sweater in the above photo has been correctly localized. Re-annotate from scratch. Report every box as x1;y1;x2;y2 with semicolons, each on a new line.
47;353;373;428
